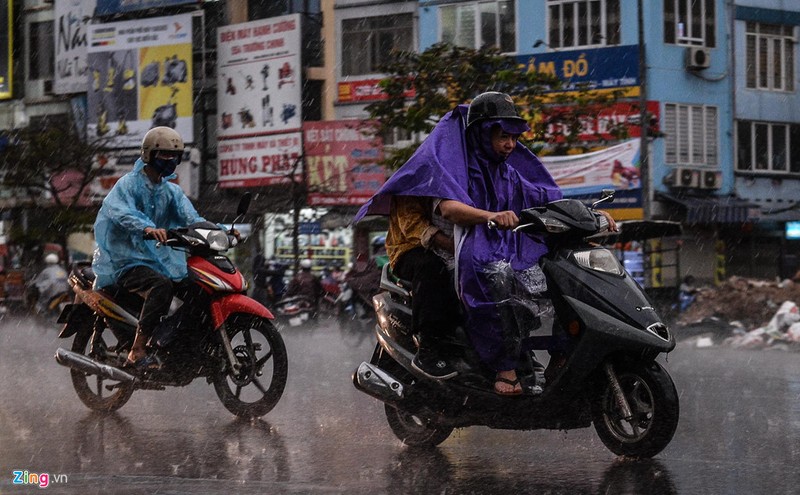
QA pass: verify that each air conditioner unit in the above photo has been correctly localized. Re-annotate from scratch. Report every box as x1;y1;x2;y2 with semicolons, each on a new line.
700;170;722;189
686;47;711;71
665;167;700;188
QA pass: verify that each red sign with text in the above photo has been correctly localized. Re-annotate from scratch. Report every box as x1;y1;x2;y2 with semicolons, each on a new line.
303;121;385;206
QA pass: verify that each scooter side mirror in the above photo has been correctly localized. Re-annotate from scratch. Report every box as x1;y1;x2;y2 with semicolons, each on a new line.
237;192;252;216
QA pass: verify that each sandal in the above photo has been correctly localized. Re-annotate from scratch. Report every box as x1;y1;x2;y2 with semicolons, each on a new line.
494;376;522;396
125;354;162;371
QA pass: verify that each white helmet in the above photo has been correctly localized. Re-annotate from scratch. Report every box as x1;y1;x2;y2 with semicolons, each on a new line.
141;126;184;164
300;259;313;270
44;253;59;265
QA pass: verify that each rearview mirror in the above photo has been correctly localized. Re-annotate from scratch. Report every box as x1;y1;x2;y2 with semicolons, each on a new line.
237;192;252;216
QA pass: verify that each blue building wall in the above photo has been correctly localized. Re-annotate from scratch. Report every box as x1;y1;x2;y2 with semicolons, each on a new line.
731;3;800;223
417;0;736;197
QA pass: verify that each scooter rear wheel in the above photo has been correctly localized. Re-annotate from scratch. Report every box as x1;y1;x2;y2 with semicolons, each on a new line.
384;403;453;447
213;316;288;418
591;360;679;458
70;320;135;413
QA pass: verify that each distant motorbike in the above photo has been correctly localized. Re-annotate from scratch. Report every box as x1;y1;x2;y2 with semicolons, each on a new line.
54;194;288;418
353;191;679;458
272;295;316;327
27;259;71;320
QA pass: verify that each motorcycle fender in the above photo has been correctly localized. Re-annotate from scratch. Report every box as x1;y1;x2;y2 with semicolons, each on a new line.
210;293;274;329
57;304;95;339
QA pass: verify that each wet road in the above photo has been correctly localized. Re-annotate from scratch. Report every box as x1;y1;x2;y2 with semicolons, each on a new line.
1;314;799;494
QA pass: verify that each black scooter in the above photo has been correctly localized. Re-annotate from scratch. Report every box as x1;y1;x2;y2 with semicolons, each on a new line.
352;191;679;458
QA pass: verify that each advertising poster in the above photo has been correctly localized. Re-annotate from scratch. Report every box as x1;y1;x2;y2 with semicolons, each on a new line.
86;14;193;148
304;121;385;206
216;15;302;187
542;139;643;219
54;0;97;95
0;0;11;100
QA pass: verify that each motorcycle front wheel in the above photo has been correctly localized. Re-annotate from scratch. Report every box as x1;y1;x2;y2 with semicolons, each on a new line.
70;319;135;413
213;316;288;418
591;360;679;458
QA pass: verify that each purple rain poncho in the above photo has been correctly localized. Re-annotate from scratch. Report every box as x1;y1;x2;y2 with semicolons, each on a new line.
354;105;562;371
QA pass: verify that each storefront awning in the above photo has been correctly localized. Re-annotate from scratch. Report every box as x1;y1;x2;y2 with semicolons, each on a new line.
658;193;760;224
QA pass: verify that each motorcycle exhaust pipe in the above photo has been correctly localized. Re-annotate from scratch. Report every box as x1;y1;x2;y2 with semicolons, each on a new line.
54;348;136;384
353;362;405;405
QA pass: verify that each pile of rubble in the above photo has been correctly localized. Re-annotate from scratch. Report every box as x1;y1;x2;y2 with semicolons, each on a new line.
675;276;800;350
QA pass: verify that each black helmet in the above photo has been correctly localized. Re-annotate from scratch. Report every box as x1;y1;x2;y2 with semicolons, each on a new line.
466;91;529;131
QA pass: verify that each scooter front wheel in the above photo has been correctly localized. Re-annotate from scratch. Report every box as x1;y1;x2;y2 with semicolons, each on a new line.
213;316;288;418
384;403;453;447
591;360;679;458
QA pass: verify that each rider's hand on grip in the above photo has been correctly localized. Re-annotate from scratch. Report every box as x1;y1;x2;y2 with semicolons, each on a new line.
487;211;519;230
143;227;168;244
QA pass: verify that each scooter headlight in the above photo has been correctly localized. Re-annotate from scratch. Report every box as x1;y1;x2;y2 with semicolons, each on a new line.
540;217;571;233
573;249;624;275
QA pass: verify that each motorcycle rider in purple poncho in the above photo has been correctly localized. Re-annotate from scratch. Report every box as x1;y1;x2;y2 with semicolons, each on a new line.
356;92;581;395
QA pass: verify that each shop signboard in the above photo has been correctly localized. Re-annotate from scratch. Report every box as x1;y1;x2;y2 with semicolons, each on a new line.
216;15;303;188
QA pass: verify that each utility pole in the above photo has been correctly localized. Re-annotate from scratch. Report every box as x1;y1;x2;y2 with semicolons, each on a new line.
638;0;650;220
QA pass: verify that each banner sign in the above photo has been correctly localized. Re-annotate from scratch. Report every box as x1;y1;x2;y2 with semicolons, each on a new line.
304;121;385;206
337;78;415;104
216;15;302;188
86;14;194;148
217;132;303;188
516;45;639;91
543;101;660;142
541;139;642;216
95;0;198;16
0;0;11;100
54;0;97;95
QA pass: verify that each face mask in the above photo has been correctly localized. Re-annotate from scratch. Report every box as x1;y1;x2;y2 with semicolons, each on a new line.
151;152;181;177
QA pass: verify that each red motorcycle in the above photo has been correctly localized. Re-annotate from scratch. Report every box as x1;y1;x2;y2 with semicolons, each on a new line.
54;194;288;418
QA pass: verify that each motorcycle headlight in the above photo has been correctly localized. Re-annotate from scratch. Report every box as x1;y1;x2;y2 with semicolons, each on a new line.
573;249;624;276
197;229;230;251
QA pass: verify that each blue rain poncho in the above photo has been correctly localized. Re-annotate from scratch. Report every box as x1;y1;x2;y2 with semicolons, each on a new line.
92;158;205;289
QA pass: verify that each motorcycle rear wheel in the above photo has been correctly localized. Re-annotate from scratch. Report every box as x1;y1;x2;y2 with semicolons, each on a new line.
70;321;135;413
384;403;453;447
591;360;679;458
213;316;288;418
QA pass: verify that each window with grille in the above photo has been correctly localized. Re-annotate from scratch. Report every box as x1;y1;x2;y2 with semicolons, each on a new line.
664;103;718;166
663;0;715;47
745;22;795;92
341;14;413;76
736;120;800;174
440;1;516;53
546;0;620;49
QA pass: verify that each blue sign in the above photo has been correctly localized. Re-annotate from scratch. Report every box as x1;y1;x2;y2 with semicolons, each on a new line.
786;222;800;240
516;45;639;91
95;0;199;16
299;222;321;235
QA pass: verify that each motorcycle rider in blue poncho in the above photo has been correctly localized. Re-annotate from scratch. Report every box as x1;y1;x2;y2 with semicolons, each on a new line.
92;126;205;370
